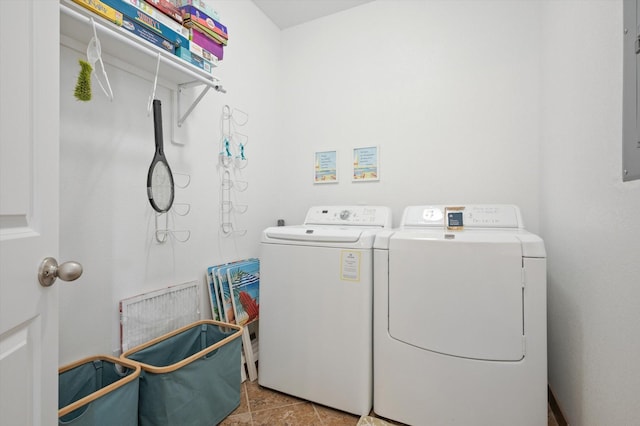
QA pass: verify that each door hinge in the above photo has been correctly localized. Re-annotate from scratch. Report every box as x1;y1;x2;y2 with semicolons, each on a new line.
521;267;526;288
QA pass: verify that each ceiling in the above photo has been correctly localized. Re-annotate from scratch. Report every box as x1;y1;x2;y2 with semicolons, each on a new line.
252;0;374;29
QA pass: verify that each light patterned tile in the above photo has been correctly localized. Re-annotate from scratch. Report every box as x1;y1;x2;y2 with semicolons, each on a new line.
219;412;253;426
357;416;397;426
313;404;360;425
245;381;306;412
233;377;560;425
227;382;249;416
252;402;322;426
367;413;406;426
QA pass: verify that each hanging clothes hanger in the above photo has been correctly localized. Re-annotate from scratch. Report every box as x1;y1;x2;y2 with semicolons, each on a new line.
87;17;114;101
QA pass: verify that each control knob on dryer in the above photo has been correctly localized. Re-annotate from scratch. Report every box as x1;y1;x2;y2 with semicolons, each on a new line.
340;210;351;220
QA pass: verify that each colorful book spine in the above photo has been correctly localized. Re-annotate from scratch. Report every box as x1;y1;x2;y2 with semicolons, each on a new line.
175;46;214;74
121;14;176;53
175;0;220;21
123;0;189;40
180;4;227;35
188;40;218;65
191;27;223;60
143;0;183;24
100;0;189;48
179;5;228;45
191;21;226;46
70;0;124;25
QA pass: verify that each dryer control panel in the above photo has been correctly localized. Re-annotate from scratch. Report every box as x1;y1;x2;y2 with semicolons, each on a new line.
304;206;392;228
401;205;524;229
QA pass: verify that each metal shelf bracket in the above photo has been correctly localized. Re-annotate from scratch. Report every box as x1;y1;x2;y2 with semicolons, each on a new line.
176;81;226;128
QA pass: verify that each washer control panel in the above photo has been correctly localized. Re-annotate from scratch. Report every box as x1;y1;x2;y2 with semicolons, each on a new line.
304;206;392;228
402;205;523;229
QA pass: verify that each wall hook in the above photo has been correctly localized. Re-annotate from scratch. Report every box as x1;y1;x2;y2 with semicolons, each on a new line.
173;172;191;189
154;211;191;243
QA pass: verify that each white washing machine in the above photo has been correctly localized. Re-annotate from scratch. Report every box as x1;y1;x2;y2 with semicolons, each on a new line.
374;205;547;425
259;206;392;416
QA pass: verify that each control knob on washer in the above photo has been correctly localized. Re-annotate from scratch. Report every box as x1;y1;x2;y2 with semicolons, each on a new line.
340;210;351;220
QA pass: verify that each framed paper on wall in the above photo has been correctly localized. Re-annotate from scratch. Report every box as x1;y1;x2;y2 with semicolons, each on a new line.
314;150;338;183
352;146;379;182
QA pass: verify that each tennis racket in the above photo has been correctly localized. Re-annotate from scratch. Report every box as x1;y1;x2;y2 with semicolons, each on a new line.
147;99;175;213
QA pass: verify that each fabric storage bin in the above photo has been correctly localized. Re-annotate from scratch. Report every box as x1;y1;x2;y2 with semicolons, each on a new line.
58;355;141;426
121;319;243;426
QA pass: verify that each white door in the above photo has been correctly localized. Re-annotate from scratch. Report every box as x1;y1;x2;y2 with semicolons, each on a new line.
0;1;61;424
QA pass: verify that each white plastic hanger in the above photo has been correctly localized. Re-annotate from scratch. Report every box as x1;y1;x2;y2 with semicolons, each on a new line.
87;17;114;101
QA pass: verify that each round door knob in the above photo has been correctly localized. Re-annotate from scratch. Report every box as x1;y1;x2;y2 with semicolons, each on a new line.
38;257;83;287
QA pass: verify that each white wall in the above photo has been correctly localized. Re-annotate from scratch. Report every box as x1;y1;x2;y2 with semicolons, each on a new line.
277;1;640;423
540;1;640;424
58;0;281;364
58;1;640;423
59;0;544;368
278;0;543;231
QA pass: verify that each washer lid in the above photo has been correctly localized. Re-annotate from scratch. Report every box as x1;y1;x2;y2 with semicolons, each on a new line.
264;226;363;243
388;234;525;361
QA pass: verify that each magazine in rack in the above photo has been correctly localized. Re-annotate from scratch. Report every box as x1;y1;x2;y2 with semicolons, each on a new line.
206;266;223;321
216;264;235;323
206;258;259;325
226;259;260;326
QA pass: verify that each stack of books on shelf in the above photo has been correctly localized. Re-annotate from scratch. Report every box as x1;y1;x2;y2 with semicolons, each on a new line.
70;0;228;75
179;1;228;62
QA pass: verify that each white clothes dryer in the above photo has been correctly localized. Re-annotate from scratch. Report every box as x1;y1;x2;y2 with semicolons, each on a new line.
259;206;392;416
374;205;547;426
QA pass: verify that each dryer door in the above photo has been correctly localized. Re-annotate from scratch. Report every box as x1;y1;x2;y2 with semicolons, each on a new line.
388;233;524;361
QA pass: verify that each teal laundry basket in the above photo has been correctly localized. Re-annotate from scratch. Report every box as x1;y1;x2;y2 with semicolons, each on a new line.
121;320;243;426
58;355;141;426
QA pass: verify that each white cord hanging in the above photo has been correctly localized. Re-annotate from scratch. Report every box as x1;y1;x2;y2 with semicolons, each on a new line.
147;53;161;116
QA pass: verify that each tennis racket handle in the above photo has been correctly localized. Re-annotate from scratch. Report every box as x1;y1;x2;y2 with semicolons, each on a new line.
152;99;164;153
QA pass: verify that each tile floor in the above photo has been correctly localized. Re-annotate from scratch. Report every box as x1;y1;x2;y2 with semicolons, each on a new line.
220;380;561;426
